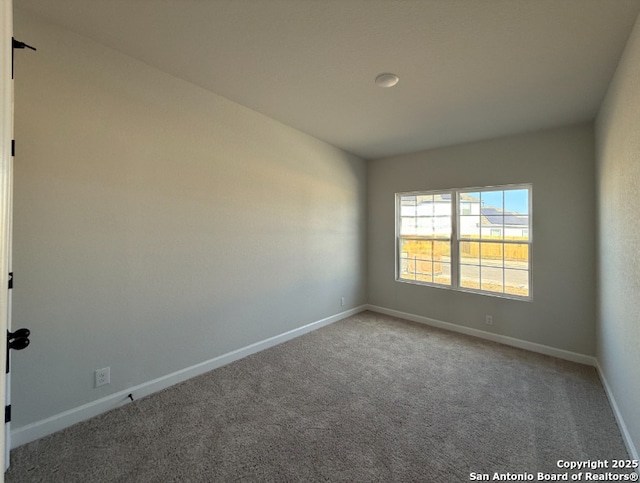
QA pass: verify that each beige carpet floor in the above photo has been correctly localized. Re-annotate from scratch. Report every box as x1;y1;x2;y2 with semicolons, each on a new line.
5;311;630;482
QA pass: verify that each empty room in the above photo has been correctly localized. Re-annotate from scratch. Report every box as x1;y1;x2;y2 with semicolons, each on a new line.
1;0;639;481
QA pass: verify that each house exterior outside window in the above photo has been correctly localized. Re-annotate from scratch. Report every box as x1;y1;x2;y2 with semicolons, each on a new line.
397;184;531;300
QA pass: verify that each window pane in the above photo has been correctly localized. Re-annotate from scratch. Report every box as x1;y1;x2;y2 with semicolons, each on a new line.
459;216;480;238
398;239;413;280
504;244;529;269
460;242;479;265
416;195;433;216
460;192;480;210
399;251;434;282
433;240;451;259
481;191;503;211
482;223;504;240
505;189;528;215
416;216;432;236
480;266;504;293
480;243;503;267
399;257;412;280
400;238;434;262
400;196;417;217
505;269;529;296
504;215;529;241
433;193;452;215
460;265;479;289
433;216;451;238
416;257;446;284
415;257;434;283
400;217;416;235
481;212;503;240
434;262;451;286
505;211;528;228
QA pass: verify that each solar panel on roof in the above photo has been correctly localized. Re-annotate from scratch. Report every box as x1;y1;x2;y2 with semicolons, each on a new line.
504;215;527;225
482;207;501;216
481;207;527;225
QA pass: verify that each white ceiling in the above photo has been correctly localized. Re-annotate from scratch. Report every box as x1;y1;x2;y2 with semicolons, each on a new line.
15;0;640;160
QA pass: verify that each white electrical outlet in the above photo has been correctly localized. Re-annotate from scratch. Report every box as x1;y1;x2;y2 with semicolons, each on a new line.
341;297;345;307
95;367;110;387
485;315;493;325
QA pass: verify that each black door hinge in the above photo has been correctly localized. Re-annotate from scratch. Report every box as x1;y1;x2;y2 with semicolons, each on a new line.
11;140;15;157
12;37;37;79
8;272;12;290
4;405;10;424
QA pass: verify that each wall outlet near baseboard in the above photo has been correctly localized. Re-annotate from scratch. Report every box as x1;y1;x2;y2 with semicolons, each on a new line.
485;315;493;325
341;297;345;307
95;367;110;387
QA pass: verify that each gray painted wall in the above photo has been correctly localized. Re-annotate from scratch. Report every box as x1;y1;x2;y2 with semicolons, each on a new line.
595;13;640;458
367;124;597;355
11;11;366;428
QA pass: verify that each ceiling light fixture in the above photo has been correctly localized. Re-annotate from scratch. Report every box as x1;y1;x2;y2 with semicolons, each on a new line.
375;73;399;88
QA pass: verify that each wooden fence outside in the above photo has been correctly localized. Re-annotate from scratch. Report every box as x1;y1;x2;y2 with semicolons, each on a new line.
400;236;528;262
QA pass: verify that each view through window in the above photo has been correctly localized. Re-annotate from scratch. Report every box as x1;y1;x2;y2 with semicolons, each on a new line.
397;185;531;299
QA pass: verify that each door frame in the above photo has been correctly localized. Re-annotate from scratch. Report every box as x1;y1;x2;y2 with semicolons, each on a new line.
0;0;14;477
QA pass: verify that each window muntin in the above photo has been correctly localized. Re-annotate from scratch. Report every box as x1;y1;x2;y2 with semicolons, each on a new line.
396;185;531;300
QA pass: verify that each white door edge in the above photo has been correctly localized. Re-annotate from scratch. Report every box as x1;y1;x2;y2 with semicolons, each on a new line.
0;0;15;477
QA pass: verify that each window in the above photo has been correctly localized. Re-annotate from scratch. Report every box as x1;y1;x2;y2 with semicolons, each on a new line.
397;184;531;300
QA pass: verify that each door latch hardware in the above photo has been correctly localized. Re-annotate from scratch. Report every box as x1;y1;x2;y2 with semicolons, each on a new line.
7;328;30;351
6;328;31;373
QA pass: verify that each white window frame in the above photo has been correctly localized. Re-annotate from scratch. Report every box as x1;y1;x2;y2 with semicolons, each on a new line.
396;184;532;301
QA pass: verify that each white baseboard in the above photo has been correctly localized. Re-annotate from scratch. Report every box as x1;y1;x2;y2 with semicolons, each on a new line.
365;305;597;366
11;305;367;448
595;362;639;462
16;304;635;464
